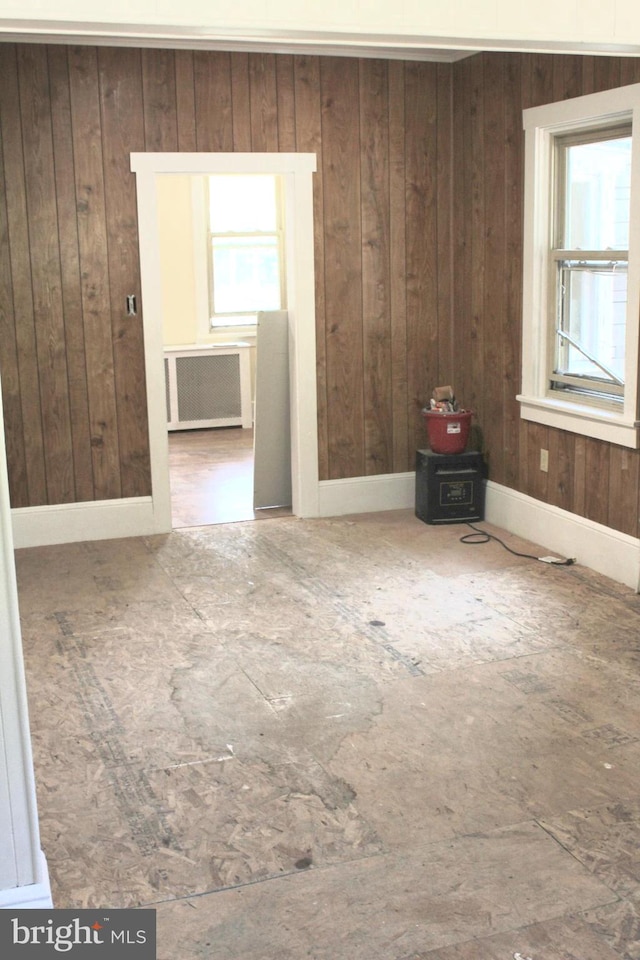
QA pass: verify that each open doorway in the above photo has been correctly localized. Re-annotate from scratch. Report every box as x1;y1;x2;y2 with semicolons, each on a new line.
168;426;291;527
130;152;320;535
158;172;293;527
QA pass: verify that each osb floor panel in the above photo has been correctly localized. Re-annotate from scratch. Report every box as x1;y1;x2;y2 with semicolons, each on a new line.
14;510;640;959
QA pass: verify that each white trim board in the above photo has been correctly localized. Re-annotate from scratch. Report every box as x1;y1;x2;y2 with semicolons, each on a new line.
484;480;640;591
318;472;416;517
11;497;155;550
130;152;319;531
0;852;52;910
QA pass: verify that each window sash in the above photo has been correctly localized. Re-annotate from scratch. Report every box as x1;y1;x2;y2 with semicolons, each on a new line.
206;176;286;327
549;252;627;398
548;124;632;403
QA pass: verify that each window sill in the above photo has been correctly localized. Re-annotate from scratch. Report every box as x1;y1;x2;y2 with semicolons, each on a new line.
517;394;640;448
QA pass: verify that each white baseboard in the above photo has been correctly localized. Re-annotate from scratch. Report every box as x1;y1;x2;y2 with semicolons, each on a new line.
0;850;52;910
485;480;640;592
318;471;415;517
11;497;162;549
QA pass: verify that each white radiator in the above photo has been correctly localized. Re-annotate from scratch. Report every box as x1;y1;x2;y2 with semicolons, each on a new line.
164;344;252;430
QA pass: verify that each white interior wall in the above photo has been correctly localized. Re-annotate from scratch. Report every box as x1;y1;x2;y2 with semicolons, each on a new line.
156;175;199;347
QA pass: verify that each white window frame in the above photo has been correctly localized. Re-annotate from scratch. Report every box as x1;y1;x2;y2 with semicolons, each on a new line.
518;83;640;448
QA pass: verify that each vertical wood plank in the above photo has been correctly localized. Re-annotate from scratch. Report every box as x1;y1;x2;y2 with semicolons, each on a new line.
141;49;178;151
608;446;638;537
99;47;151;498
436;62;453;388
231;52;251;151
17;44;74;504
321;57;364;479
0;43;47;506
359;59;392;475
388;61;409;471
452;56;473;452
194;52;233;151
503;53;523;490
294;55;327;480
0;83;28;507
584;439;610;526
68;45;121;500
175;51;197;152
548;428;574;512
560;56;584;100
481;55;505;484
48;45;94;503
593;57;621;93
276;55;296;152
526;423;549;503
573;436;587;517
620;57;640;86
468;55;485;440
405;61;439;456
249;54;278;152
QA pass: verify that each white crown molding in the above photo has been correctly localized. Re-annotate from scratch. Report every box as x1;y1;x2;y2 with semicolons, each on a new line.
3;19;640;60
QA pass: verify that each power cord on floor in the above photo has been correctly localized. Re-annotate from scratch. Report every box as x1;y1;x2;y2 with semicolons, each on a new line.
460;523;576;566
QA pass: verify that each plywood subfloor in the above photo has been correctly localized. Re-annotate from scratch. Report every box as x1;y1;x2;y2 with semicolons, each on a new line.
15;511;640;959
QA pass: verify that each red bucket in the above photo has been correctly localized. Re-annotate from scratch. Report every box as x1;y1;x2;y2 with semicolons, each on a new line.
422;410;472;455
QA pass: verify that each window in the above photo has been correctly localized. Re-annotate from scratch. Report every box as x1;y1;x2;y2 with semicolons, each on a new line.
207;175;285;328
519;84;640;447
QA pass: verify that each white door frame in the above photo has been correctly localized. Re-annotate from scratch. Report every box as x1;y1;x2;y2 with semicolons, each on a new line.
130;152;319;532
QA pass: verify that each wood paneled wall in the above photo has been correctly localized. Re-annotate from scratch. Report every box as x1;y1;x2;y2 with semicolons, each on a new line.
451;52;640;538
2;42;640;538
0;43;453;506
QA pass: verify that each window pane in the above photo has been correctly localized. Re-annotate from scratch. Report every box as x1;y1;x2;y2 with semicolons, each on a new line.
209;176;278;233
557;261;627;383
212;237;281;314
562;136;631;250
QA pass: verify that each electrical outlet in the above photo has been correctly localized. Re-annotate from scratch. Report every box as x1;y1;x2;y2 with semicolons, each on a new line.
540;448;549;472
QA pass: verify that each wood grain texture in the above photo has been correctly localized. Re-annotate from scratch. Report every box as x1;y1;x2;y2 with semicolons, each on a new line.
230;53;251;152
405;62;439;457
293;55;328;479
99;47;150;498
68;46;121;501
388;62;409;471
359;59;392;476
480;55;505;483
0;44;47;506
141;48;178;151
193;51;233;152
468;55;485;439
17;44;74;505
275;55;296;153
502;54;523;491
249;54;278;152
174;51;197;153
321;57;364;479
0;96;28;507
48;45;94;503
